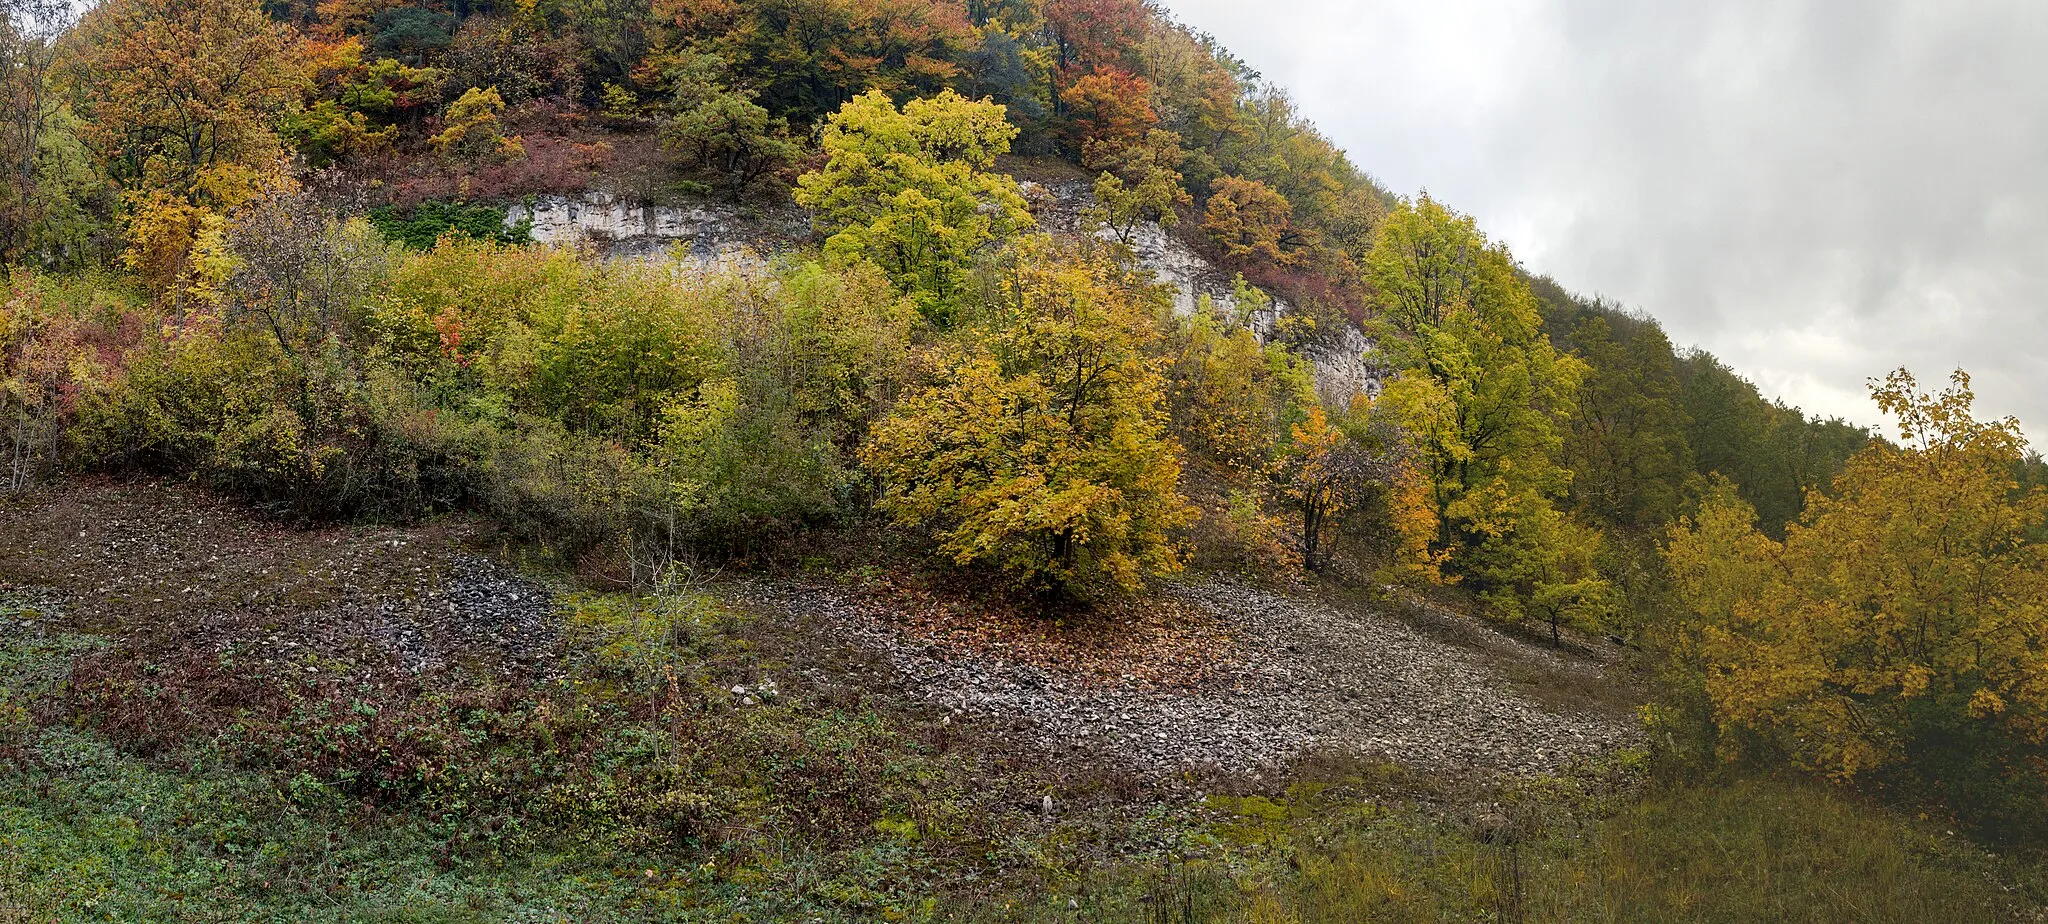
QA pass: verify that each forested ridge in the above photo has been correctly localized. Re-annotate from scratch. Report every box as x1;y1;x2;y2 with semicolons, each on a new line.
1;0;2046;918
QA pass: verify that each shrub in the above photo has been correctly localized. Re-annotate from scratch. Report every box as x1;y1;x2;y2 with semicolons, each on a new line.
0;273;145;490
27;227;909;557
367;200;533;250
1667;370;2048;838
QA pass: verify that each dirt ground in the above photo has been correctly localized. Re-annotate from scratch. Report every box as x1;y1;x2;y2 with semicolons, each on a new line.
1;477;1642;785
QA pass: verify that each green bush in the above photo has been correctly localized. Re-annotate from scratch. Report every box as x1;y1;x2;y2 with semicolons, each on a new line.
367;201;534;250
26;224;913;558
68;327;484;520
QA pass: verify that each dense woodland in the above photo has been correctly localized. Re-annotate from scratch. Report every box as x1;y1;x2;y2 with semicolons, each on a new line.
2;0;2047;915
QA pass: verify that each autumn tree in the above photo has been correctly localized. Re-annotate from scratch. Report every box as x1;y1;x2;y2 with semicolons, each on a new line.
1134;22;1240;189
684;0;977;122
657;51;798;196
561;0;654;87
649;260;915;551
1044;0;1146;74
1666;369;2048;795
1365;195;1600;622
1085;129;1189;245
1463;481;1611;643
68;0;300;294
1201;175;1309;268
222;186;393;363
2019;451;2048;499
1059;66;1155;163
1276;406;1397;572
1163;284;1312;475
2;280;107;489
956;22;1052;134
287;40;444;165
666;91;797;196
861;237;1192;597
0;0;73;261
431;86;524;162
1221;89;1361;229
793;89;1031;320
441;14;583;105
69;0;299;190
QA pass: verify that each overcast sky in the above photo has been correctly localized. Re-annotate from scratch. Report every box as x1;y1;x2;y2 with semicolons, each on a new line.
1159;0;2048;445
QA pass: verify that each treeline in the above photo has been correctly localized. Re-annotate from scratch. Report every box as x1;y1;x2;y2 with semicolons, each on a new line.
0;0;1398;322
1533;278;1873;537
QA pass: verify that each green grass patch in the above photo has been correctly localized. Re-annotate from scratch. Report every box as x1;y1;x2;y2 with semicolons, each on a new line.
1026;772;2048;924
0;591;1079;922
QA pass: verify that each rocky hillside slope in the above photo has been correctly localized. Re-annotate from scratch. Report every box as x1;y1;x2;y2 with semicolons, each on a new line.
1;480;1639;785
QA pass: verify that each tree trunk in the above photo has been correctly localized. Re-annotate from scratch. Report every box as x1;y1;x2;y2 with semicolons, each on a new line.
1301;497;1322;571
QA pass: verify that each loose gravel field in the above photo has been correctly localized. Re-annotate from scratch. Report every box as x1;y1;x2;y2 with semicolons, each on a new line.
3;478;1641;784
740;577;1642;780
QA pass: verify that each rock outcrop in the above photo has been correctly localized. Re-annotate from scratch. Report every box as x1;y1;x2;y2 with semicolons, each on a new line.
1023;178;1385;406
506;190;808;261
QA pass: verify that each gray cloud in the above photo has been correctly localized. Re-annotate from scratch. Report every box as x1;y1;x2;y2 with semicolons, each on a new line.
1161;0;2048;444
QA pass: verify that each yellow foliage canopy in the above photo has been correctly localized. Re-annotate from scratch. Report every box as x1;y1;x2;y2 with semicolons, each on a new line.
861;237;1191;596
794;89;1031;318
1667;369;2048;779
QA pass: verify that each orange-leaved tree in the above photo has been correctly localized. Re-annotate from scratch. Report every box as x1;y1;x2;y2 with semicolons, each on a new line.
1059;66;1154;163
1666;369;2048;786
1201;175;1310;268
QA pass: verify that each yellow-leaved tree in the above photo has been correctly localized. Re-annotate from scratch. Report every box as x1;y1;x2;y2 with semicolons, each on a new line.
861;237;1192;597
1666;369;2048;787
793;89;1032;322
68;0;300;297
430;86;524;163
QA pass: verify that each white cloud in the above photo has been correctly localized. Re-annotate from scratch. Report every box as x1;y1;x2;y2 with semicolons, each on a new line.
1160;0;2048;447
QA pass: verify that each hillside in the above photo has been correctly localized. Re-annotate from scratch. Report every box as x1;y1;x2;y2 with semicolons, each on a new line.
6;481;2038;921
3;0;2048;919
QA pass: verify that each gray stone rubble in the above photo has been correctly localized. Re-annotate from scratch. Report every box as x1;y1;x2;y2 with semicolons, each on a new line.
741;578;1640;780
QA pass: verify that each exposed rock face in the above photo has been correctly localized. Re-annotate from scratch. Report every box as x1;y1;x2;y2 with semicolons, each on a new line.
506;191;808;261
508;185;1386;404
1024;179;1387;406
1114;214;1383;406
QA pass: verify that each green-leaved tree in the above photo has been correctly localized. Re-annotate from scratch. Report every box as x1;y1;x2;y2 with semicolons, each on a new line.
793;89;1031;322
1365;195;1607;630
